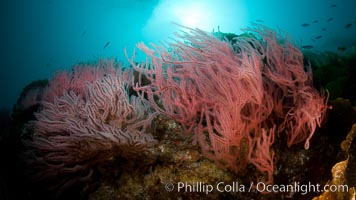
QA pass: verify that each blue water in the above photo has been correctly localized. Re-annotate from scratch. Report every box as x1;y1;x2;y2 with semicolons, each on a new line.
1;0;356;109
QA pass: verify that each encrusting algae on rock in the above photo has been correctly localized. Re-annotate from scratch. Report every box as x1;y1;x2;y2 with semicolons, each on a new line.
313;123;356;200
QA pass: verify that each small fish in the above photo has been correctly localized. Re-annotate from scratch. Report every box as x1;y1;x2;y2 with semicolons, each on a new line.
104;41;110;49
345;23;352;29
322;28;327;31
337;46;347;52
330;4;337;7
81;30;87;37
256;19;264;23
45;63;52;68
327;17;333;22
301;23;310;27
314;35;323;40
312;20;319;23
301;45;313;49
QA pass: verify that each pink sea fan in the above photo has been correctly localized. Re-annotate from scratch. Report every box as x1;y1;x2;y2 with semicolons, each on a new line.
127;24;329;185
41;59;122;103
23;62;156;193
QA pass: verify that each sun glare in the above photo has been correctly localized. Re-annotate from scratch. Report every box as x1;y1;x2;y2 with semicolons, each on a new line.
172;4;207;28
143;0;247;41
